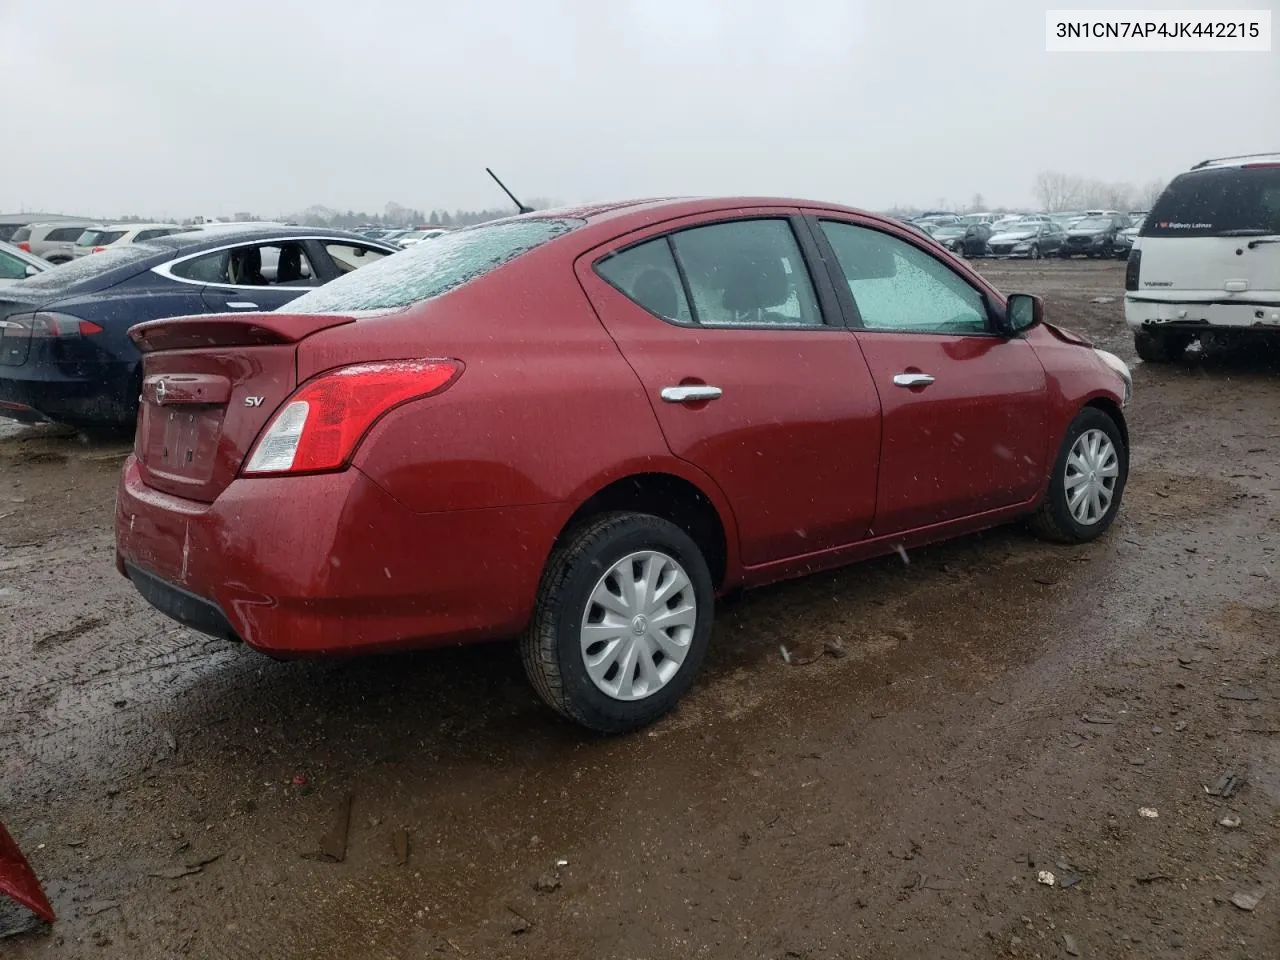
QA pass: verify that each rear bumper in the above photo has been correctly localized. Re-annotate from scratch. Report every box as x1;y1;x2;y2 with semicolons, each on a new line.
114;456;563;656
0;363;137;427
1124;298;1280;331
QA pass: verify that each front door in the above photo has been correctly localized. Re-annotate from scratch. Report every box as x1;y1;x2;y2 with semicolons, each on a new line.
577;213;882;567
812;215;1049;536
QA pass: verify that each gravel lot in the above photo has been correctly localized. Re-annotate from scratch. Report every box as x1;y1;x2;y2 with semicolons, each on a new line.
2;259;1278;959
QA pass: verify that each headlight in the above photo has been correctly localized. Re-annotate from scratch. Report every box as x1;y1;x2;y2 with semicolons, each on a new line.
1094;348;1132;407
1092;234;1108;244
1012;242;1031;250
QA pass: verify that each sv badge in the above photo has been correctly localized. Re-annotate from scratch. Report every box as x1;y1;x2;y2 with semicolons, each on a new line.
244;396;265;407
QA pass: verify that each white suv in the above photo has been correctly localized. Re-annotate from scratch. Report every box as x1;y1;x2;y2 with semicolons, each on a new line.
1125;153;1280;362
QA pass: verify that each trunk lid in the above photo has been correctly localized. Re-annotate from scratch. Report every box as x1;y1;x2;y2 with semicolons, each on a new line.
130;312;355;502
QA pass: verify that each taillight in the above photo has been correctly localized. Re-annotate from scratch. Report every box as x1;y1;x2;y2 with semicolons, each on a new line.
10;312;103;337
243;359;461;476
1124;248;1141;291
16;242;30;252
92;246;106;254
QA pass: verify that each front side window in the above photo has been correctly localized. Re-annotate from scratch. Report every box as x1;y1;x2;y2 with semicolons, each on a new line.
0;249;30;279
670;219;823;327
820;221;990;335
170;242;316;286
596;238;692;323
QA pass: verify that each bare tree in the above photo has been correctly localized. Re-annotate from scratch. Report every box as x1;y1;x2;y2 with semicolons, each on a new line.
1033;171;1083;212
1139;178;1167;209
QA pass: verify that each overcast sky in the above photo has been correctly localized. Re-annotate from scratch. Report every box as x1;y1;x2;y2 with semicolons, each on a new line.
1;0;1276;218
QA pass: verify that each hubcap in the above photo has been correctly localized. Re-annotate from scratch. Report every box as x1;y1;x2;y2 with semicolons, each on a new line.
1064;428;1119;526
580;550;697;701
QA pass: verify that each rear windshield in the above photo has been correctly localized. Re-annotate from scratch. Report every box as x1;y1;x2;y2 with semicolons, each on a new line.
13;243;160;291
10;226;31;242
284;218;584;314
1143;166;1280;238
78;229;127;247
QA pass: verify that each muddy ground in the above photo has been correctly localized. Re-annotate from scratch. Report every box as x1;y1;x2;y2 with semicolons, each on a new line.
2;259;1278;959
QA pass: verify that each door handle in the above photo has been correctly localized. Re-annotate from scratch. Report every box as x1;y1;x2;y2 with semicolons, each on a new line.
661;385;723;403
225;301;259;309
893;373;935;388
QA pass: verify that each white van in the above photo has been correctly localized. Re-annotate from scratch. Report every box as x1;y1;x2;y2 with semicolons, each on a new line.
1124;153;1280;362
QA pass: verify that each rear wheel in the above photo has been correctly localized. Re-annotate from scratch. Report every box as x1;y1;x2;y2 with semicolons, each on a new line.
1058;249;1071;259
1134;328;1190;363
521;512;715;734
1030;407;1128;544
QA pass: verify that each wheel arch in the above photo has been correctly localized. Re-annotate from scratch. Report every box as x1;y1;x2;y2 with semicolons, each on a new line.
555;470;737;590
1083;395;1129;451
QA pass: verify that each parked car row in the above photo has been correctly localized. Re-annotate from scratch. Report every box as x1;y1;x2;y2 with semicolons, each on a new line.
908;209;1143;260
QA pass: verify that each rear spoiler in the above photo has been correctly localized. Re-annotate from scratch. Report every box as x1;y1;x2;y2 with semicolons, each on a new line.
129;313;356;353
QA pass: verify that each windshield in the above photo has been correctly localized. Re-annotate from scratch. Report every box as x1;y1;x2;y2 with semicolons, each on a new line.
1143;166;1280;237
11;243;160;291
284;217;584;314
1073;217;1111;230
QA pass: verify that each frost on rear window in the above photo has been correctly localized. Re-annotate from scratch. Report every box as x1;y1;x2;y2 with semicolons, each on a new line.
14;244;162;291
283;218;584;314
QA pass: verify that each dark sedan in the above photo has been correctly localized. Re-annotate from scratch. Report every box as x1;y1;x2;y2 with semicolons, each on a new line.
1059;215;1125;259
0;226;397;428
985;221;1067;259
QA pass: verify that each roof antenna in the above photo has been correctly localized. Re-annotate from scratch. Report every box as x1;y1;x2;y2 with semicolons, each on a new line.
486;168;533;214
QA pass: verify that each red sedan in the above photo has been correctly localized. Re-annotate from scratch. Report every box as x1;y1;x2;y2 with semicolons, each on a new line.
115;198;1133;733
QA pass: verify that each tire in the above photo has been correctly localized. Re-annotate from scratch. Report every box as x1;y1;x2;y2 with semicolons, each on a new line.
1133;327;1189;363
1058;250;1071;259
1029;407;1128;544
520;512;715;734
46;256;71;265
1101;242;1114;258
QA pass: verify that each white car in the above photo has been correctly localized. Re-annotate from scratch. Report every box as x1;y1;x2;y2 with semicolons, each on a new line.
1125;153;1280;361
71;222;190;258
397;228;447;248
0;239;51;285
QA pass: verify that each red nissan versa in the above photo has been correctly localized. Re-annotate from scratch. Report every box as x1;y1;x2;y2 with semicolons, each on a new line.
115;198;1134;733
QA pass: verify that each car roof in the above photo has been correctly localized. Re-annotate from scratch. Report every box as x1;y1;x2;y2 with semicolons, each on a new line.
145;224;395;254
97;222;182;231
499;196;932;236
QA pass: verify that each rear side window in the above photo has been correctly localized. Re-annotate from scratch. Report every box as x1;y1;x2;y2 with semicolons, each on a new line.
10;227;31;242
285;218;583;314
325;243;389;275
596;239;692;322
595;218;824;327
671;220;823;326
45;226;90;242
1144;166;1280;238
134;229;174;242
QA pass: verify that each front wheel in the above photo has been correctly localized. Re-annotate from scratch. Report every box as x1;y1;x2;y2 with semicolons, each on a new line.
521;512;715;734
1030;407;1128;544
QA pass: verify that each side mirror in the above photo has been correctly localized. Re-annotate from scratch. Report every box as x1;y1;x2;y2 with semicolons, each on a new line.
1004;293;1044;335
25;264;39;277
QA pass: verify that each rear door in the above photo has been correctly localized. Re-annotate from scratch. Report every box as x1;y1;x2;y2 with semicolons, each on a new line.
1136;164;1280;303
810;214;1048;536
578;211;882;567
